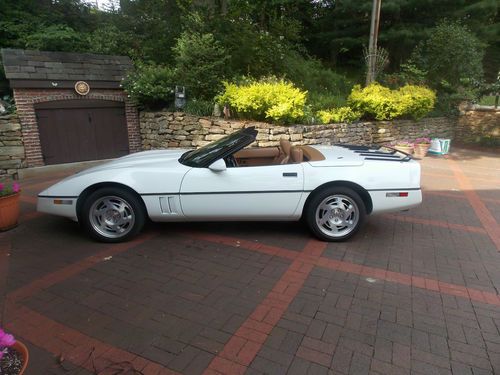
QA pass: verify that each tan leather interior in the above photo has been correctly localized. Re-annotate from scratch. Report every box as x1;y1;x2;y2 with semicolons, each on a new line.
300;145;326;161
290;146;304;163
234;147;280;159
234;147;280;166
277;139;291;164
233;144;325;166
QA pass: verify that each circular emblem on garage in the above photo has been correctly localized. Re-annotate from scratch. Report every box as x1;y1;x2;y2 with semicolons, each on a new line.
74;81;90;96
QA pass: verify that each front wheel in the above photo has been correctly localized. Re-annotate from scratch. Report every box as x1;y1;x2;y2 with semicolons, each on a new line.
80;188;145;243
305;187;366;242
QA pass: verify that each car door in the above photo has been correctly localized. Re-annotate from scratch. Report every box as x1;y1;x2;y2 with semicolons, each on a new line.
179;162;304;219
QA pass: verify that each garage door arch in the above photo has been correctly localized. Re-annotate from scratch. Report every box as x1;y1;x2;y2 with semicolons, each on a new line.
35;99;129;165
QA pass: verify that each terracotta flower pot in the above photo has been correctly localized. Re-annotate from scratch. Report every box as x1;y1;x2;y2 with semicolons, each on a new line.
12;341;29;375
0;192;20;231
1;341;29;375
413;143;431;159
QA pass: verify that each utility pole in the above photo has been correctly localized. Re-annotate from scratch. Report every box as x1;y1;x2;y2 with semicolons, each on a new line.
366;0;382;85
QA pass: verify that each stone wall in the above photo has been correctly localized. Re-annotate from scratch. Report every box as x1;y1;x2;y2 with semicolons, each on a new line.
456;105;500;145
0;114;25;178
140;112;455;150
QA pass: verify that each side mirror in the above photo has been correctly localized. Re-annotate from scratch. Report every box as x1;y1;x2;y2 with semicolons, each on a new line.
208;159;226;172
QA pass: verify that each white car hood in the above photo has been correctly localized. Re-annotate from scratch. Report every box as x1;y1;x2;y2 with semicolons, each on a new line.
75;149;189;176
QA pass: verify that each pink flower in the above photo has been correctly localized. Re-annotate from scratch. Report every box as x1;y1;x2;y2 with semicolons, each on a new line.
0;183;3;192
0;328;15;348
12;182;20;193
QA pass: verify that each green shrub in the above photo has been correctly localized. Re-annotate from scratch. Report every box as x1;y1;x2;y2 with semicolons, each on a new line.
184;99;214;117
307;92;347;112
348;83;436;120
411;21;484;92
317;107;361;124
24;24;88;52
282;51;352;95
218;78;307;124
173;32;229;100
122;63;175;109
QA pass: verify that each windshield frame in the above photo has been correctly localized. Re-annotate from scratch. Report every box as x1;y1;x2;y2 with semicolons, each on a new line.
179;127;258;168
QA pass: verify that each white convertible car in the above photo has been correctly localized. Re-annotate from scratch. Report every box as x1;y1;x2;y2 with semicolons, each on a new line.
38;127;422;243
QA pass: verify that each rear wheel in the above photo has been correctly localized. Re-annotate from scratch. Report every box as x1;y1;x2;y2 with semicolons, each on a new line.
305;187;366;242
81;187;145;243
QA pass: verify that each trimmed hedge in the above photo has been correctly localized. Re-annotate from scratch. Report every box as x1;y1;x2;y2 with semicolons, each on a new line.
348;83;436;120
317;107;361;124
218;78;307;124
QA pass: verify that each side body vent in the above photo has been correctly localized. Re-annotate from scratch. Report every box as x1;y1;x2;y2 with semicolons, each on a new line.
159;196;180;215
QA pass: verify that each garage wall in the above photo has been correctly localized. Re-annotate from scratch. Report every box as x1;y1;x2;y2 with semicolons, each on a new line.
0;114;25;178
140;112;456;150
13;88;141;167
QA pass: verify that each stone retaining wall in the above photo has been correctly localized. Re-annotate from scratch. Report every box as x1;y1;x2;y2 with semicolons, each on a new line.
140;112;455;150
0;114;25;179
456;105;500;145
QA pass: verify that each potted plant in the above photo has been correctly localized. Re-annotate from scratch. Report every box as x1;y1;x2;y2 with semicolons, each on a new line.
0;181;20;231
0;328;29;375
392;140;414;155
413;137;432;159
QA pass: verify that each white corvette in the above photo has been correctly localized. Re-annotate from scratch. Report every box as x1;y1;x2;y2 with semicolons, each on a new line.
38;127;422;242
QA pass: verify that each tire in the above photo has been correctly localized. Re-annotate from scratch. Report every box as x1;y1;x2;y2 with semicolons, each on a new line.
305;186;366;242
80;187;146;243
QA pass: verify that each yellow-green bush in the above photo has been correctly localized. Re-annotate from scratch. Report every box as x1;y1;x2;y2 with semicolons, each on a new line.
317;107;361;124
347;83;436;120
217;78;307;124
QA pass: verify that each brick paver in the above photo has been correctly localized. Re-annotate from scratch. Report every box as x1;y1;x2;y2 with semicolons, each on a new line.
1;148;500;374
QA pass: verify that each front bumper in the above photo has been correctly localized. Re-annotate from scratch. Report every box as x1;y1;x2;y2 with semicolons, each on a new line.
37;196;78;221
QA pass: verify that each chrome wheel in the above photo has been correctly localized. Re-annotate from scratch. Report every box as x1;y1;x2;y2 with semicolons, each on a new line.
89;196;136;239
315;194;359;238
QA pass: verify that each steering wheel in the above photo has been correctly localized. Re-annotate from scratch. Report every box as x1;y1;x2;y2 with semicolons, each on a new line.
224;154;238;168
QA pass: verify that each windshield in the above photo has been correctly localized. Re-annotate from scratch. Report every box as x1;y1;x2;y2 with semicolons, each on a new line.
179;127;257;167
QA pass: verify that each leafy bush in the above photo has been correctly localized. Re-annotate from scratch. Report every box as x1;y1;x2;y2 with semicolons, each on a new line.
122;63;175;109
317;107;361;124
381;62;427;88
218;78;307;124
411;21;484;91
348;83;436;120
184;99;214;117
282;51;352;95
24;24;88;52
173;32;230;100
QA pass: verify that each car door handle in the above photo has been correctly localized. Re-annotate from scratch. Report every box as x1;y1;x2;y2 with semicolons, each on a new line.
283;172;298;177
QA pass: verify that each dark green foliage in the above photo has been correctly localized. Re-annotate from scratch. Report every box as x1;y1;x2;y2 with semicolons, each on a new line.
411;22;484;91
282;51;352;95
0;0;497;114
184;99;215;117
173;32;230;100
410;21;486;113
24;25;88;52
121;63;176;109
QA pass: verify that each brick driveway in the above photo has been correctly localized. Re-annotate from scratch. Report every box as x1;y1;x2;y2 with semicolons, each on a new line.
1;148;500;375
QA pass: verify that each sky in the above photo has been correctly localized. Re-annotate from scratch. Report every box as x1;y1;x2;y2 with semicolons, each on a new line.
84;0;119;10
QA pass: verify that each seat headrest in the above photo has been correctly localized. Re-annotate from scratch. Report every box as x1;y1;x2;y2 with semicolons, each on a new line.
290;146;303;163
280;139;291;155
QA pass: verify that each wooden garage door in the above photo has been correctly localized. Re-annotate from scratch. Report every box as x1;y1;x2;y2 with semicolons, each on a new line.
35;100;129;165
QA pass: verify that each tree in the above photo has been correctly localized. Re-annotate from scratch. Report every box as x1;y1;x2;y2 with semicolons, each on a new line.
412;21;484;91
173;32;230;99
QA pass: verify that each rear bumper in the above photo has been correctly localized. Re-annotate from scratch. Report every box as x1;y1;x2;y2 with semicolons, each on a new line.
37;196;78;221
369;189;422;214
